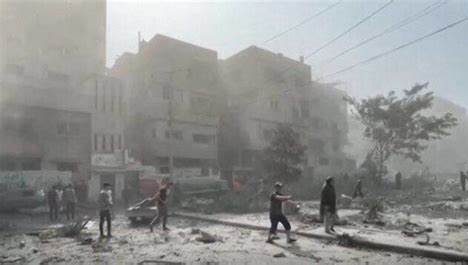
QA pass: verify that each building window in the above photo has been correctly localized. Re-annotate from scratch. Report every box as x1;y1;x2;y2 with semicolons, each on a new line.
102;84;106;112
94;133;98;151
102;135;106;151
193;134;215;144
110;134;115;152
292;107;299;119
263;129;274;141
311;117;327;130
94;80;99;110
47;71;69;83
119;85;123;116
57;122;79;136
4;64;24;75
270;99;279;110
165;130;183;140
111;86;115;113
21;159;41;170
190;96;212;115
309;139;325;153
319;157;330;166
300;100;310;118
57;162;78;172
118;134;122;149
160;167;170;174
163;85;171;100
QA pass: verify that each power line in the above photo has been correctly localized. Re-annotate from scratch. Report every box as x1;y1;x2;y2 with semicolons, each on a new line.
262;0;343;44
305;0;394;59
323;0;447;64
323;16;468;79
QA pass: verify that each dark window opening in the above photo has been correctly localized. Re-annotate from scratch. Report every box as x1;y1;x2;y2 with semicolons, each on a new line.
57;162;78;172
21;159;41;170
163;85;171;100
94;133;98;151
102;135;106;151
110;134;115;152
165;130;183;140
319;157;330;166
193;134;215;144
160;166;170;174
4;64;24;75
47;71;69;83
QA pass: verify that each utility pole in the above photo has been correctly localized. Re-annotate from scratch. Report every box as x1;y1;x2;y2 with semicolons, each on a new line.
168;86;174;178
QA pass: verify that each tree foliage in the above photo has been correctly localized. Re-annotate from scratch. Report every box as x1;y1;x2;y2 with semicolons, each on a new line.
347;83;458;182
263;124;306;184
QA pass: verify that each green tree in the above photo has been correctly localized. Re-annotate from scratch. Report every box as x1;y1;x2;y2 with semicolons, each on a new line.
263;124;306;184
348;83;458;184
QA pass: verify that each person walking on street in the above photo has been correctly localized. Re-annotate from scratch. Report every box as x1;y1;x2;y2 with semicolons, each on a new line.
321;177;337;234
99;183;113;238
395;172;402;190
63;184;77;220
47;185;59;222
149;179;174;232
266;182;297;244
460;171;466;191
352;179;364;199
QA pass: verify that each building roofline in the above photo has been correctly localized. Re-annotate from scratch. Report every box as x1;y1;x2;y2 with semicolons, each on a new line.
145;34;217;55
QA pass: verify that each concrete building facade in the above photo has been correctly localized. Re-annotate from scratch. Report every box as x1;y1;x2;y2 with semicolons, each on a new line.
0;0;127;201
221;46;353;180
112;34;224;177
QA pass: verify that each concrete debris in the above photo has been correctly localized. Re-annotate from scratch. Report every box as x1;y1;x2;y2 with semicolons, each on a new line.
190;228;200;234
18;240;25;248
401;222;432;237
416;234;440;247
0;256;25;263
138;260;185;265
79;237;94;245
91;241;113;253
39;256;66;265
195;231;219;244
272;252;286;258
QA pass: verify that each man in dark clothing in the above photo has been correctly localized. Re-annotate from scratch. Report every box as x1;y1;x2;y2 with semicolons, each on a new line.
63;184;77;220
320;177;337;234
395;172;402;190
266;182;297;244
47;185;59;222
149;179;174;232
99;183;113;238
460;171;466;191
352;179;364;198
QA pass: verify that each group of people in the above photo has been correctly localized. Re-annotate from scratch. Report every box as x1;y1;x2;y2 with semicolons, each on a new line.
266;176;342;244
46;184;77;222
96;179;174;238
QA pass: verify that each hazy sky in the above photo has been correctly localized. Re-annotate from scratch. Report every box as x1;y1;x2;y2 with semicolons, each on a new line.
107;0;468;108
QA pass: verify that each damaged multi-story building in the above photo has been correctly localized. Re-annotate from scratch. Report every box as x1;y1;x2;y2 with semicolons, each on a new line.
111;34;224;177
0;0;132;201
220;46;354;181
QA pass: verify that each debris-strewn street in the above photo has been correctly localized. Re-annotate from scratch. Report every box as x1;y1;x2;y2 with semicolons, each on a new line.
2;179;468;265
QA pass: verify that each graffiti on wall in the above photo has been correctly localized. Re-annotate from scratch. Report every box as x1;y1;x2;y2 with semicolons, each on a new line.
0;170;72;190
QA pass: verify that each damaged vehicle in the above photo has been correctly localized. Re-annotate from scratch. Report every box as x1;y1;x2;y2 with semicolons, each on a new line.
125;198;158;224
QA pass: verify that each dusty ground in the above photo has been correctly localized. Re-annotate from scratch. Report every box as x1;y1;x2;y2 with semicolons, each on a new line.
0;214;456;265
1;181;468;264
